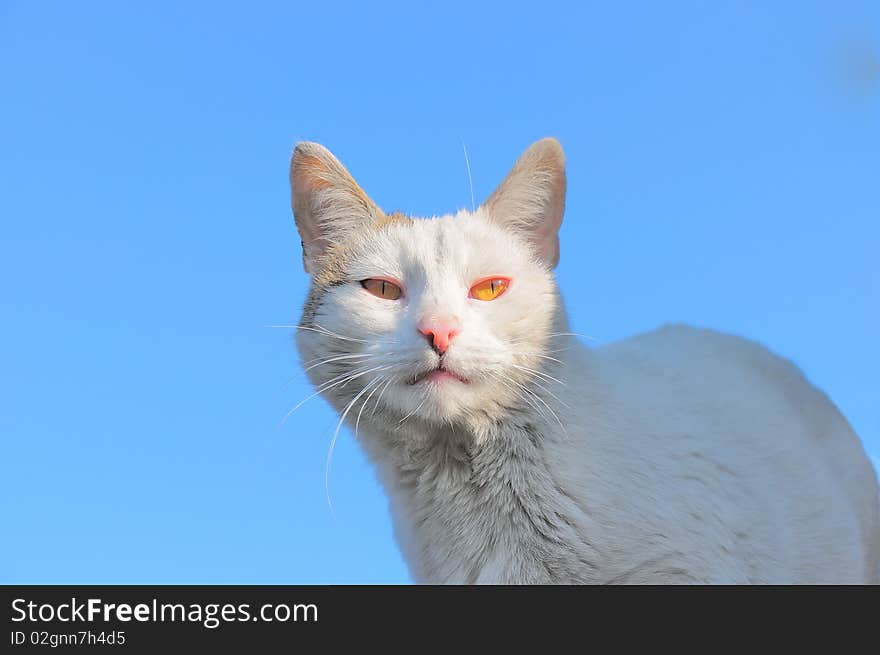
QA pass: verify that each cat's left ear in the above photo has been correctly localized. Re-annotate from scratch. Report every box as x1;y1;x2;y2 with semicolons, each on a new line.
482;137;566;268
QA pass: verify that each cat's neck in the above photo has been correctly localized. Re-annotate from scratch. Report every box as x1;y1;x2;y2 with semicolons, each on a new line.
360;338;603;583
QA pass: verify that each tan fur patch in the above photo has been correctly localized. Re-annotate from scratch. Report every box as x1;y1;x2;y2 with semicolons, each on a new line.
294;154;332;191
308;212;412;290
312;244;353;289
295;151;372;209
375;210;409;229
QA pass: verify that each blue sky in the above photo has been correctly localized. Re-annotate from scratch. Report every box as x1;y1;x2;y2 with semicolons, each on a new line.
1;1;877;583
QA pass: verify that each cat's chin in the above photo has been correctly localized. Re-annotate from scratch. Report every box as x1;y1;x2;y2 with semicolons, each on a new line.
408;367;469;386
383;374;502;427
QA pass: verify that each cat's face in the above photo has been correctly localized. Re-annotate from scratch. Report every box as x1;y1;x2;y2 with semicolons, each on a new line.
291;139;566;429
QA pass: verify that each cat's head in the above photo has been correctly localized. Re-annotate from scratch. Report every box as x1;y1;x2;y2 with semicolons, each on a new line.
290;139;566;431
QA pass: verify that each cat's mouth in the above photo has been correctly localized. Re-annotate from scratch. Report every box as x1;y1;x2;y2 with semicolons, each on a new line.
408;364;469;385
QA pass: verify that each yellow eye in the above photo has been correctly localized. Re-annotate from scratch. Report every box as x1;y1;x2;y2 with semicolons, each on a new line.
360;278;403;300
469;277;510;301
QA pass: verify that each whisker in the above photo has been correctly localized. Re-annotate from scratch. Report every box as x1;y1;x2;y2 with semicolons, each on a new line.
303;353;375;373
461;139;476;212
315;323;399;345
372;376;396;416
489;372;546;418
511;364;567;387
546;331;600;342
486;370;569;439
267;324;387;344
507;331;600;346
542;345;578;355
397;389;428;428
522;376;571;409
527;353;564;365
524;386;568;438
505;375;568;438
356;376;385;438
295;325;373;344
281;353;375;391
277;323;398;346
325;376;383;513
280;364;389;425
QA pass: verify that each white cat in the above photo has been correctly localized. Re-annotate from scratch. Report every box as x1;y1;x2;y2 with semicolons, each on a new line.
289;138;880;583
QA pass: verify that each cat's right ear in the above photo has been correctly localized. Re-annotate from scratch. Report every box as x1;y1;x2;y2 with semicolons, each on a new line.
289;142;381;275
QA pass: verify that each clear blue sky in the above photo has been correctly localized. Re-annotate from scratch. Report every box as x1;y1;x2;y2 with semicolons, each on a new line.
1;2;877;584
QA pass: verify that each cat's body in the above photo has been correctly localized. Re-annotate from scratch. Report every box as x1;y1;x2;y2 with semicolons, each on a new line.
289;138;880;583
363;322;879;583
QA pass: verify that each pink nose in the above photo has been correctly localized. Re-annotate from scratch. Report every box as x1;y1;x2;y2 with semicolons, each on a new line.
418;317;460;354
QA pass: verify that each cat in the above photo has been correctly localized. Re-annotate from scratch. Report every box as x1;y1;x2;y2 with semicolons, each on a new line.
289;137;880;583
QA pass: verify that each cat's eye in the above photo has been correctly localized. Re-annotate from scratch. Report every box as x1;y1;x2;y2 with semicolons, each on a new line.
469;277;510;301
361;278;403;300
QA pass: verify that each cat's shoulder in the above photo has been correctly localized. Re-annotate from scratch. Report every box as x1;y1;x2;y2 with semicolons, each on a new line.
595;322;811;390
600;321;782;359
588;322;857;451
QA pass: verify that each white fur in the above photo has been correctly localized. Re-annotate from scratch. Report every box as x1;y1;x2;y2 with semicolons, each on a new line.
291;140;880;584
